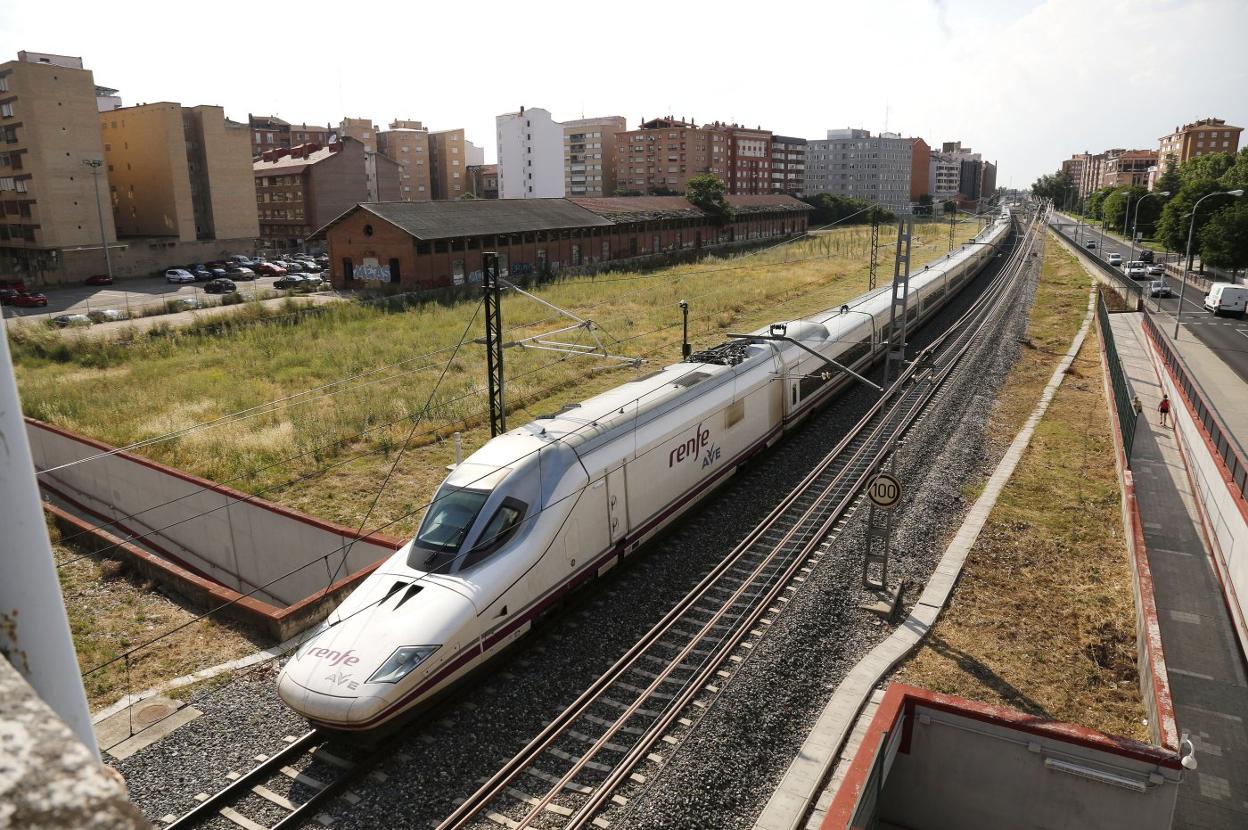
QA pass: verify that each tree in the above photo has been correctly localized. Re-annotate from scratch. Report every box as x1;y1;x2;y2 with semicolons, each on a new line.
1179;152;1234;187
1219;147;1248;191
1031;170;1076;206
1157;179;1223;267
685;173;735;226
1198;200;1248;271
1100;186;1138;233
914;193;933;216
1085;186;1116;220
798;193;893;226
648;185;681;196
1154;160;1181;197
942;199;957;215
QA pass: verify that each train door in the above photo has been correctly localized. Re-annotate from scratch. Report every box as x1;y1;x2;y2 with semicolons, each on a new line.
606;465;628;547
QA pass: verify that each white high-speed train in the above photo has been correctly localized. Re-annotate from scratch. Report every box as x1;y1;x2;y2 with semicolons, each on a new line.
278;209;1013;732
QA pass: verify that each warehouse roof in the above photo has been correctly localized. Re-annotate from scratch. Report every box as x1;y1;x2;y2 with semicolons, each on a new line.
311;195;809;241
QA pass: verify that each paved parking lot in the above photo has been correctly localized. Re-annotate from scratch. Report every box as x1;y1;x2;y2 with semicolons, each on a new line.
1;270;327;325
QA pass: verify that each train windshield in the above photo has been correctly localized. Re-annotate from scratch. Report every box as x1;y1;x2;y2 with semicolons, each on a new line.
409;487;490;572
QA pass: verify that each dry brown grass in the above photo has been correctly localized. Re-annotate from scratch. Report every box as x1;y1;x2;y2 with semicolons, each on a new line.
51;520;270;710
896;240;1148;742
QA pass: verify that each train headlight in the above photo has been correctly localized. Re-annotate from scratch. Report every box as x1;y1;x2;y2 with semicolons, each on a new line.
367;645;439;684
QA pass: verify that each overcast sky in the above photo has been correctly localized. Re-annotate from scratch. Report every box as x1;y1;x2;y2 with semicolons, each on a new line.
2;0;1245;189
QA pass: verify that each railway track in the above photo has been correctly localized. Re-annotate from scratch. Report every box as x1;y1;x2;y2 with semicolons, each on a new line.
434;210;1045;830
164;728;385;830
164;210;1042;830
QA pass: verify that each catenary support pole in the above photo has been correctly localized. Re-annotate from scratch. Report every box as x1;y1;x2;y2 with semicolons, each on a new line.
0;315;99;759
483;252;506;437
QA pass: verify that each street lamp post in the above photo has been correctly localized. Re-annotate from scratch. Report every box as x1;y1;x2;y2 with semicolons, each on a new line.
1174;189;1244;337
81;159;113;282
1129;190;1170;266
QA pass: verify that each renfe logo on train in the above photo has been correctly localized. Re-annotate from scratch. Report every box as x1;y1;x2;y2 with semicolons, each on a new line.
307;647;360;667
669;426;719;469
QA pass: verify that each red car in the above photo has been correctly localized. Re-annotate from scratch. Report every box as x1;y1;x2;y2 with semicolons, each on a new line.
84;274;114;286
0;278;27;293
256;262;287;276
10;291;48;308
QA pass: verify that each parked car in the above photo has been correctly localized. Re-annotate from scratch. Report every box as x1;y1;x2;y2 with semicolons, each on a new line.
1204;283;1248;318
225;265;256;280
51;313;92;327
1107;252;1123;266
301;274;324;289
256;262;287;276
165;268;195;284
1147;264;1164;277
1138;249;1155;264
84;274;114;286
0;288;17;305
209;267;229;279
228;255;252;264
284;261;306;273
203;278;237;294
298;261;321;273
1084;240;1097;249
1148;280;1173;298
10;291;49;307
189;265;213;281
87;309;126;323
274;275;307;290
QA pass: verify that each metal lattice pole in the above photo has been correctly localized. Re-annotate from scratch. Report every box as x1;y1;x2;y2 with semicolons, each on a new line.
483;252;506;437
868;214;881;291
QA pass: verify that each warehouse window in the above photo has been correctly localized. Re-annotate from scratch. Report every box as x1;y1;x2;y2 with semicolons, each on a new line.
389;258;400;281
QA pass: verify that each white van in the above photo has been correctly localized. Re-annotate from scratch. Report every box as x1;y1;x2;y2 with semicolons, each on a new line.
1204;283;1248;317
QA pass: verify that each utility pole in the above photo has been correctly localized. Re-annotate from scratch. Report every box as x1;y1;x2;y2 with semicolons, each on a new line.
868;212;881;291
881;218;913;388
0;316;99;759
483;252;506;437
82;159;114;282
948;207;955;252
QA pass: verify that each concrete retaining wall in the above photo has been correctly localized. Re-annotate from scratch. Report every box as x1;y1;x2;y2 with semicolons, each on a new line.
1094;314;1178;751
1141;328;1248;659
824;685;1182;830
28;418;402;627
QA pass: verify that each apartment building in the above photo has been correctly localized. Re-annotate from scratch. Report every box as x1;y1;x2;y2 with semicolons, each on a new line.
929;151;963;200
101;102;257;242
703;122;773;196
466;141;485;167
614;117;730;195
804;129;928;213
1158;118;1242;168
467;164;498;199
497;107;564;198
770;135;806;196
0;53;119;283
562;115;626;197
339;117;377;152
253;136;399;249
428;128;469;200
1100;149;1157;189
377;120;432;202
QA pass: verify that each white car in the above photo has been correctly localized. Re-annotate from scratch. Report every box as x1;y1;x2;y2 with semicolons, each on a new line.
165;268;195;284
1107;253;1123;266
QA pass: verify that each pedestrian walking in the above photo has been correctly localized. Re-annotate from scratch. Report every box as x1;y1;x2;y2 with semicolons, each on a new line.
1159;394;1171;427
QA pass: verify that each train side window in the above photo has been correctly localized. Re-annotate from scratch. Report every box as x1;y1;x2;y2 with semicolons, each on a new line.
460;498;527;570
725;399;745;428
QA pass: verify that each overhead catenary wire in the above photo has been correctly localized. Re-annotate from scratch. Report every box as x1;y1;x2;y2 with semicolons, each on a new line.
85;210;1019;722
49;249;880;561
34;210;892;473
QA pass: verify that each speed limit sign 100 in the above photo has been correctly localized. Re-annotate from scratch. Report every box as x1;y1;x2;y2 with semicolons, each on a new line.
868;473;902;509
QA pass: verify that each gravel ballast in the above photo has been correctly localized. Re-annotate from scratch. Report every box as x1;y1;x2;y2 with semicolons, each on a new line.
114;229;1036;830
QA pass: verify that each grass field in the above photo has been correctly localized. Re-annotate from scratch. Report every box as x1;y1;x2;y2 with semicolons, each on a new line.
12;219;983;539
51;519;267;710
896;236;1147;741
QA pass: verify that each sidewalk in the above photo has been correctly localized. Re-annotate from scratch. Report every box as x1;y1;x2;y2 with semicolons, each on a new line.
1149;316;1248;459
1109;312;1248;830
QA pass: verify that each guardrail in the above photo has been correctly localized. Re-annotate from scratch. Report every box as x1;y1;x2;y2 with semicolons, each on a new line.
1097;295;1139;460
1049;221;1143;304
1141;311;1248;498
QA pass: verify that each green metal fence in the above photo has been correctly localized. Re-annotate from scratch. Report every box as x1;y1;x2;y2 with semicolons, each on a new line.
1098;295;1138;461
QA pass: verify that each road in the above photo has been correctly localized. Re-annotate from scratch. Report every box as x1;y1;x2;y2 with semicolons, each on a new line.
0;271;308;324
1050;216;1248;386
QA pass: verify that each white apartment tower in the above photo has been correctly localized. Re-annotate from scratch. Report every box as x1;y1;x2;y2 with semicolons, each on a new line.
497;106;565;199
